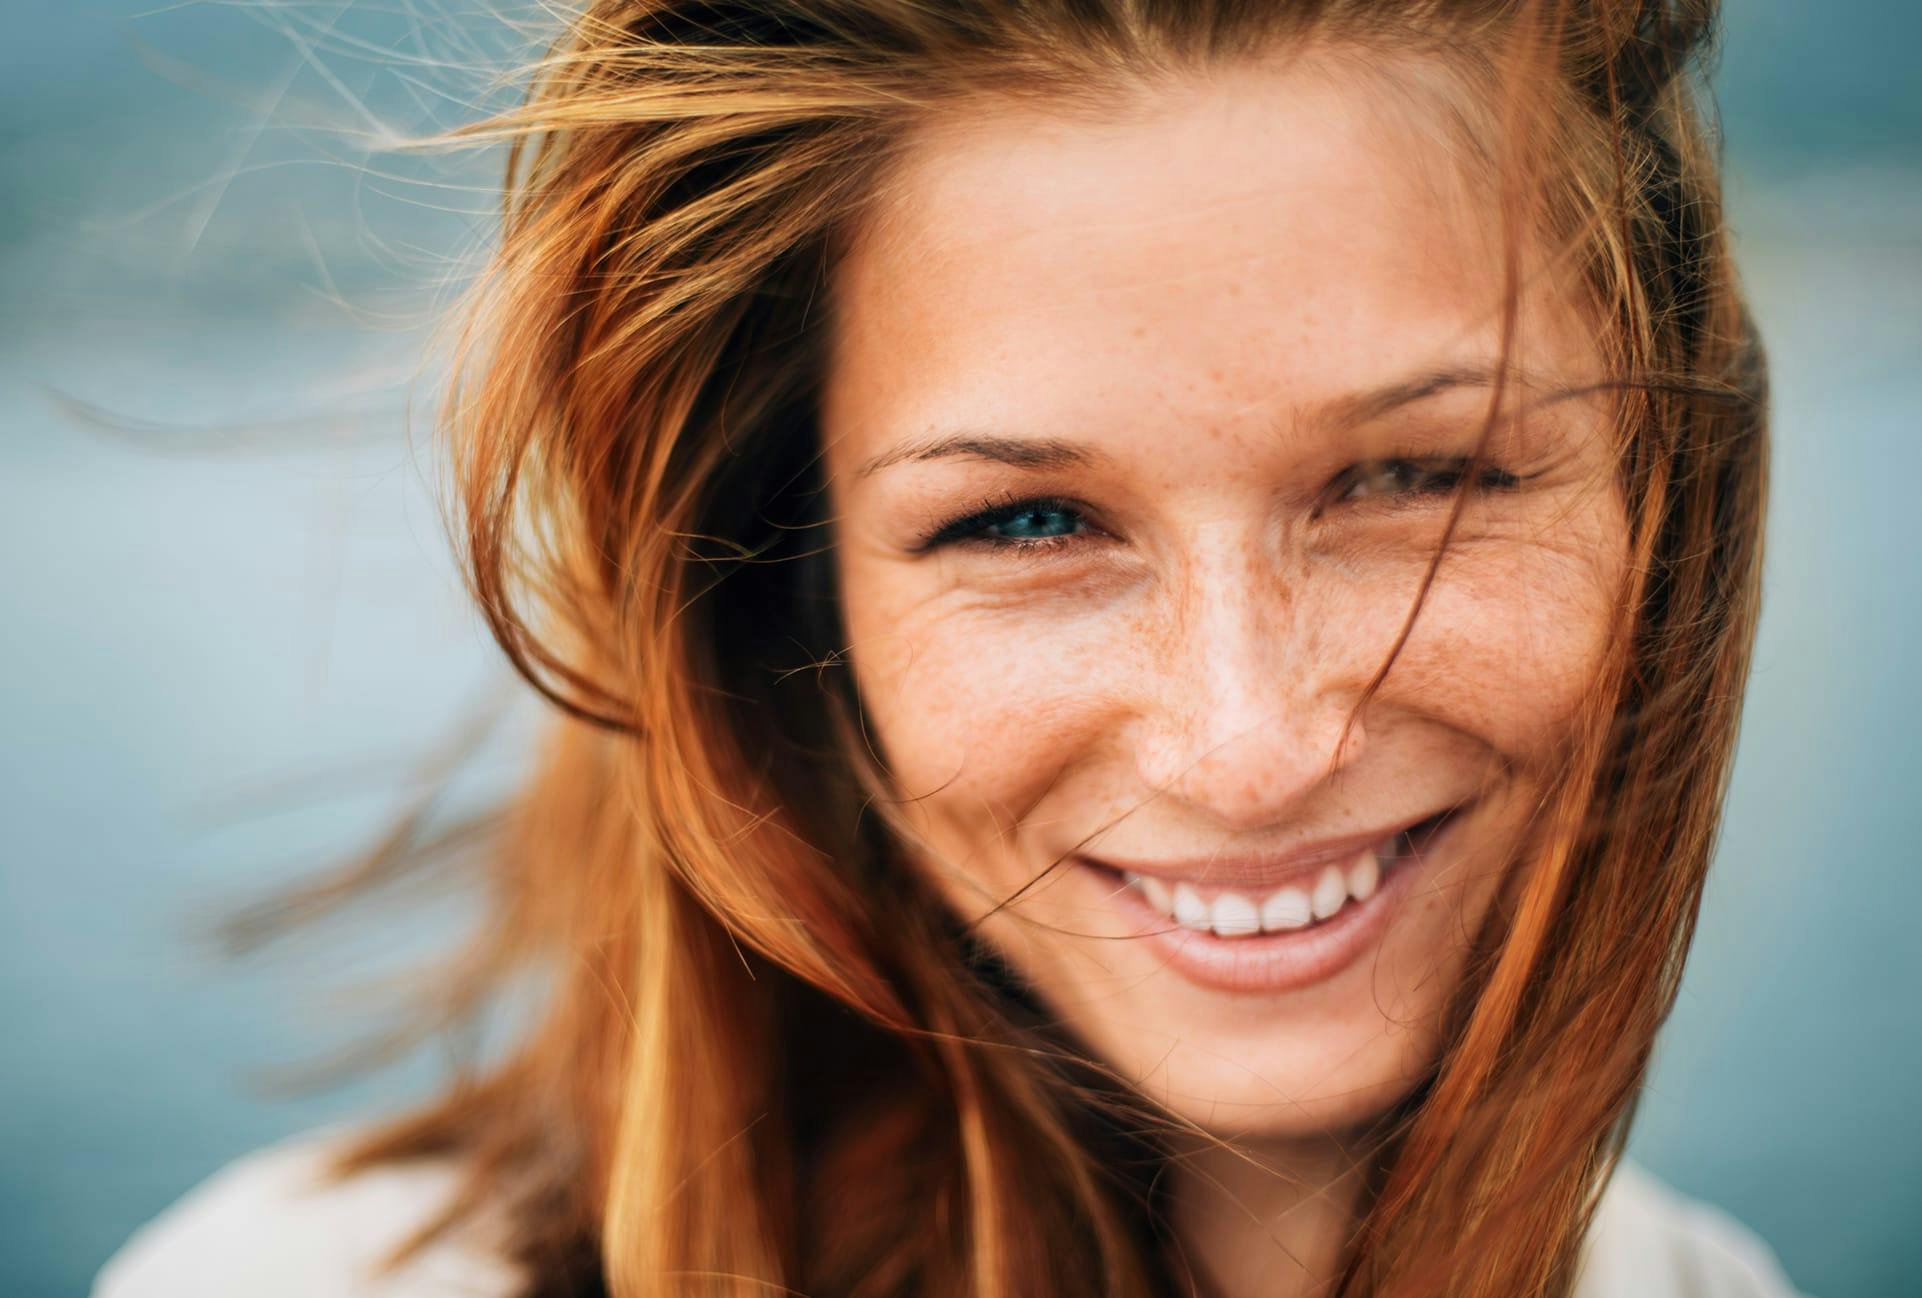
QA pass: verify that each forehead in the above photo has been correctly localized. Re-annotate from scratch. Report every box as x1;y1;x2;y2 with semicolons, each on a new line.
822;53;1596;455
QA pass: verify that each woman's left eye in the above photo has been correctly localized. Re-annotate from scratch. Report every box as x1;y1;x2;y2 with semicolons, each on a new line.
1335;456;1522;504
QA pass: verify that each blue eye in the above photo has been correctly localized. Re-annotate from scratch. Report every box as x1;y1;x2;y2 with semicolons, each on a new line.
920;496;1089;551
984;504;1081;539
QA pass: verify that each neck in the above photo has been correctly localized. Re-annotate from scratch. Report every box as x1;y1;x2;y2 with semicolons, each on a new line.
1161;1129;1370;1298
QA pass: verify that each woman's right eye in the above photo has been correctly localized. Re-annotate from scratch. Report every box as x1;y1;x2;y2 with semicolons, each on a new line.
917;496;1092;553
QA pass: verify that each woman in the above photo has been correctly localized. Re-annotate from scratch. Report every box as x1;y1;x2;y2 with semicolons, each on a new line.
95;1;1802;1296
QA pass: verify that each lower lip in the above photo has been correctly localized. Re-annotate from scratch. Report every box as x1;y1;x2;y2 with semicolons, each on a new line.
1081;844;1429;995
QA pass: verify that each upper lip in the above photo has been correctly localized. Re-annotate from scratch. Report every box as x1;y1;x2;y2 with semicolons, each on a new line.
1077;804;1461;891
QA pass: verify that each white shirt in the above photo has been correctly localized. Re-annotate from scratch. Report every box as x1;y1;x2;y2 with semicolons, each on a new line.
93;1129;1807;1298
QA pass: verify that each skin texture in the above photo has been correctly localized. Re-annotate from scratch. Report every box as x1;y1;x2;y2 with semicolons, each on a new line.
820;53;1629;1296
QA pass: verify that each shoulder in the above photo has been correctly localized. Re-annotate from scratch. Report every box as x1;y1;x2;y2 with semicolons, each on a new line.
1573;1159;1808;1298
92;1127;522;1298
96;1136;1802;1298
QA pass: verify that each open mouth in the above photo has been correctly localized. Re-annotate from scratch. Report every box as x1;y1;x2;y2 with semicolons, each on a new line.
1087;806;1459;940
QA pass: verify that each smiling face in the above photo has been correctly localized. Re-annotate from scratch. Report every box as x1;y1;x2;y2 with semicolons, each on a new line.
819;54;1629;1138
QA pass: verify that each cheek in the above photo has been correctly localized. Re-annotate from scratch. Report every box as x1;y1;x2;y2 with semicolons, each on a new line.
1383;511;1628;763
838;561;1122;813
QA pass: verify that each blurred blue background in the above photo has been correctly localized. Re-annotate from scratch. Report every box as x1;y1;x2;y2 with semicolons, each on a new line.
2;4;1918;1296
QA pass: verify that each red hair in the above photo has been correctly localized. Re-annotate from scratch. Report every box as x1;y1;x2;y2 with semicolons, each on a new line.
248;3;1767;1295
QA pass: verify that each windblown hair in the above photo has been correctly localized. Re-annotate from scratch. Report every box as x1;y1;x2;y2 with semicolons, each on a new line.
292;2;1767;1295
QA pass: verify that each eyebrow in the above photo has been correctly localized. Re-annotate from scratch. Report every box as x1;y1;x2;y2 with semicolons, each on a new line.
852;362;1571;480
854;432;1099;479
1322;363;1569;428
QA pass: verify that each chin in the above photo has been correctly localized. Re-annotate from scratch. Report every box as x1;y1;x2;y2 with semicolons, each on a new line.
1094;1004;1445;1139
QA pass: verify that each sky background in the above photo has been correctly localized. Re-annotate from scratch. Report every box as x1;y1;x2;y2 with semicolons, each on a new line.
3;3;1919;1296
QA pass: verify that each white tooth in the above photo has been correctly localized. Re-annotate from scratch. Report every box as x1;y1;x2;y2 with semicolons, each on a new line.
1346;850;1380;902
1139;874;1174;915
1259;886;1312;931
1210;891;1260;937
1310;865;1348;920
1171;882;1212;931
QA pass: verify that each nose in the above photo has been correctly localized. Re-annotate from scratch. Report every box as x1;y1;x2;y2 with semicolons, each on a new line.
1131;549;1365;834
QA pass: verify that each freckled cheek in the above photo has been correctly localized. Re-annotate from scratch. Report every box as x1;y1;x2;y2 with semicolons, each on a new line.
838;572;1129;808
1389;540;1625;761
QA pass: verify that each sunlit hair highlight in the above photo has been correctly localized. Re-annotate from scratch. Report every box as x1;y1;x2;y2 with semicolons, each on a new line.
283;3;1769;1297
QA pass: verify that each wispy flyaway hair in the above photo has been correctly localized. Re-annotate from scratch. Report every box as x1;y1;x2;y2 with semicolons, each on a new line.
276;3;1767;1296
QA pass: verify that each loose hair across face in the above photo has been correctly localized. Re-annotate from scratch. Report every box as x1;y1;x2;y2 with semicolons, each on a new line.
271;3;1767;1296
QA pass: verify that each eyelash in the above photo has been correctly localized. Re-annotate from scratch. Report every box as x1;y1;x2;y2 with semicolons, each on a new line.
1326;455;1524;510
917;456;1526;554
914;492;1090;555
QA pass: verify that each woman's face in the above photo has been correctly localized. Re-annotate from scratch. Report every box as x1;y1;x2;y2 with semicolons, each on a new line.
820;57;1628;1138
